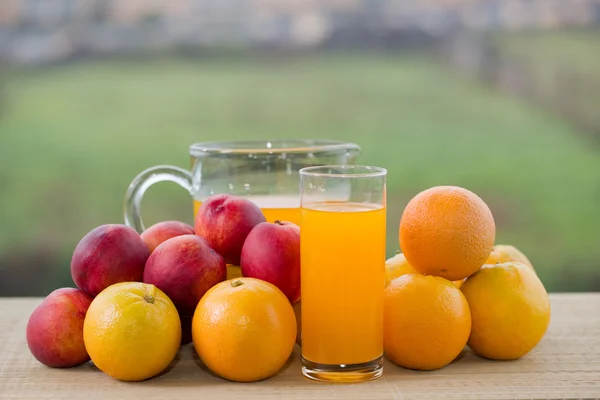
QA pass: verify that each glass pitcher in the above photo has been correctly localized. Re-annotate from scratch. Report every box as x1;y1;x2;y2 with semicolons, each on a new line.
124;140;361;232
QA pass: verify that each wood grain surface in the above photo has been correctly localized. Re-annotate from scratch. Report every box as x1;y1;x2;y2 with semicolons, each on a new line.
1;294;599;400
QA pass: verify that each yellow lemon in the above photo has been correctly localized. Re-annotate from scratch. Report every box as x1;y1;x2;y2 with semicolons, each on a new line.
461;262;550;360
83;282;181;381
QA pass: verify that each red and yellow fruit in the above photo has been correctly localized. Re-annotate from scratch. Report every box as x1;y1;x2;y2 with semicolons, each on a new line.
143;234;226;316
195;194;266;265
71;224;149;297
241;221;301;303
141;221;194;253
26;288;93;368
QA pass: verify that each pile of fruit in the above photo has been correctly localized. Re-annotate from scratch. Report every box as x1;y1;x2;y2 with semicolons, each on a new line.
385;186;550;370
26;186;551;383
27;194;300;382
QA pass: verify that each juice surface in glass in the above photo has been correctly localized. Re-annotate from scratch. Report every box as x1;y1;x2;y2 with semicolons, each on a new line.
301;202;385;366
194;195;301;226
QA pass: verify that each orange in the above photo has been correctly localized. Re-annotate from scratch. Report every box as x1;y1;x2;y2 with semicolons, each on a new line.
461;262;550;360
192;278;296;382
384;274;471;371
83;282;181;381
486;244;534;271
399;186;495;281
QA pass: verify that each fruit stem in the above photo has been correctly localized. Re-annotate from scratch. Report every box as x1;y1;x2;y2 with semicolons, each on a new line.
274;220;283;225
144;284;157;304
231;280;244;288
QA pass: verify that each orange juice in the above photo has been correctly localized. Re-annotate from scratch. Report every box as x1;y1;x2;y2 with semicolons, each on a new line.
194;195;301;226
301;202;386;366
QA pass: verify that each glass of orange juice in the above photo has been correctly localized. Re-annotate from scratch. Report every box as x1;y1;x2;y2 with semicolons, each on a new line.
124;140;360;232
300;165;387;383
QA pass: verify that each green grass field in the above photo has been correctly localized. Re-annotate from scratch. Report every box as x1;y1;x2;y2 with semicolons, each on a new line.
493;28;600;73
492;29;600;122
1;53;599;295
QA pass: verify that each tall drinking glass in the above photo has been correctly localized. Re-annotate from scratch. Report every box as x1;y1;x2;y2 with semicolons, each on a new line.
300;165;387;383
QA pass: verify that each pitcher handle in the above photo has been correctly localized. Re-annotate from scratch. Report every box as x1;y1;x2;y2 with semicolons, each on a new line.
124;165;193;233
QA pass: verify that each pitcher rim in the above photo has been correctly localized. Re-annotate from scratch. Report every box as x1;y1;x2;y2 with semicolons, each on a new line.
189;140;361;155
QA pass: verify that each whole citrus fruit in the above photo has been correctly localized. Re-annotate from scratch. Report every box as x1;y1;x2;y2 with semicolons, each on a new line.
461;262;550;360
486;244;534;271
192;278;296;382
384;274;471;371
385;252;464;288
83;282;181;381
399;186;495;281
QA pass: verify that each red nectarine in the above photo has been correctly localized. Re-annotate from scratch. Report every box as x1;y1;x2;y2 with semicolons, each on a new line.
26;288;93;368
195;195;266;265
240;221;301;303
71;225;149;297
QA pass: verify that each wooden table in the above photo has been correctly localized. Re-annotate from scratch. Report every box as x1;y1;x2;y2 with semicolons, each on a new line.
1;294;599;400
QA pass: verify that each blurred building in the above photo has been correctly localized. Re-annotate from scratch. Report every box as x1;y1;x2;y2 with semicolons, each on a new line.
1;0;600;65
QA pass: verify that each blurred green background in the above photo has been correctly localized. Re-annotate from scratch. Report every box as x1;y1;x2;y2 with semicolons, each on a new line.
1;1;599;295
